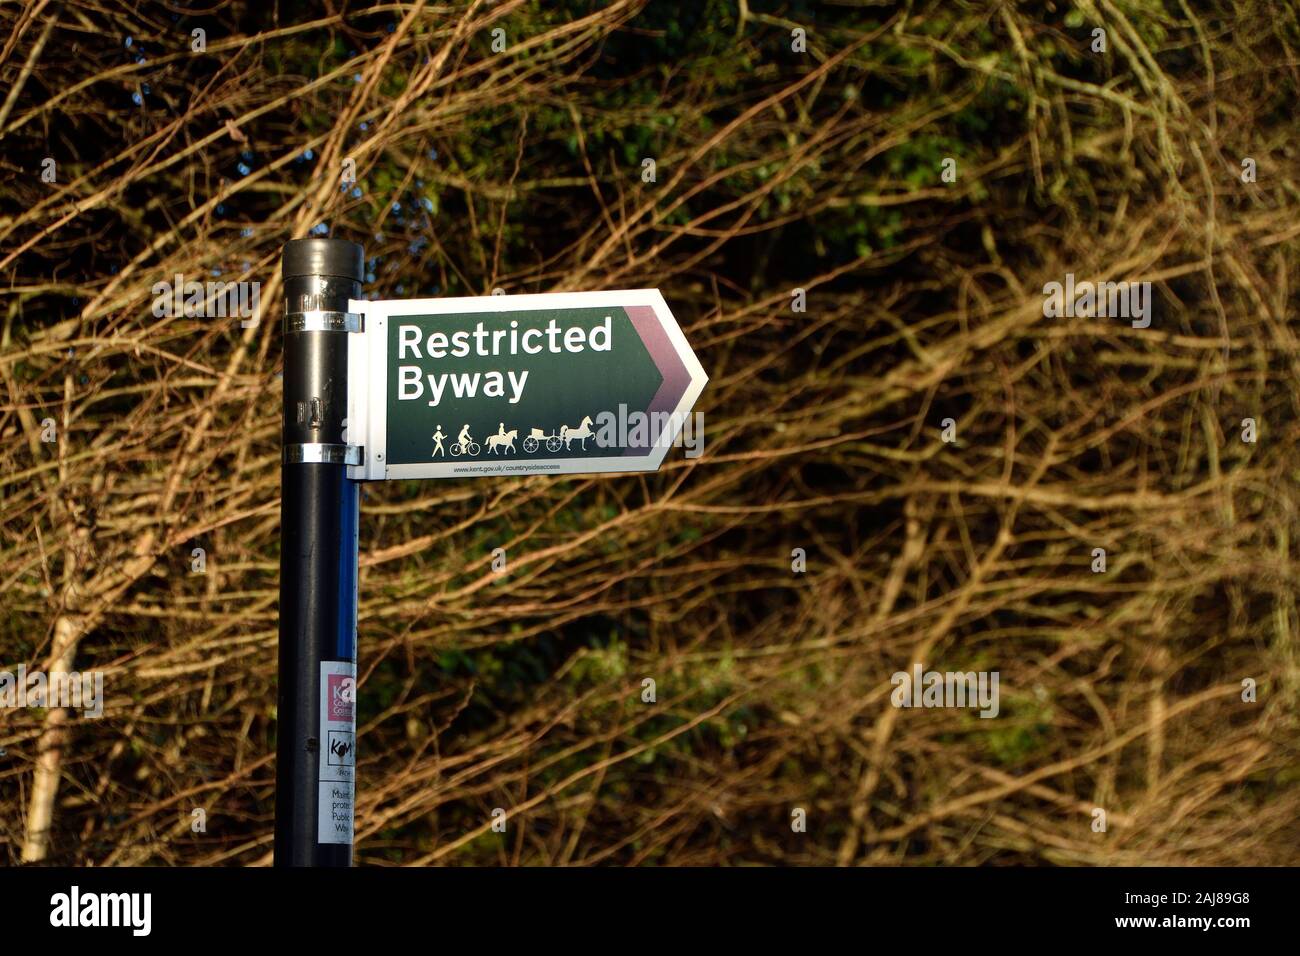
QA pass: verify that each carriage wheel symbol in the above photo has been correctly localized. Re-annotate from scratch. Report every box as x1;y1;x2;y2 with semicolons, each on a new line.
523;436;538;453
546;436;562;453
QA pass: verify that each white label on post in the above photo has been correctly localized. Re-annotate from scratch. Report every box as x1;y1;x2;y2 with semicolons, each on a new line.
318;661;356;844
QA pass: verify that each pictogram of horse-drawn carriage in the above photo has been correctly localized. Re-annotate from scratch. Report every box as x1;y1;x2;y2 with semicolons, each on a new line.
523;428;563;453
523;416;595;453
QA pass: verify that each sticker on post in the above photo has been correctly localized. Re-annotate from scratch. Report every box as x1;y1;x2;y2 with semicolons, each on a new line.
319;781;354;845
318;661;356;844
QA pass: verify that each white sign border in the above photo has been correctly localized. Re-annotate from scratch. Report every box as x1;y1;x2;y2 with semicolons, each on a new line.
346;290;707;481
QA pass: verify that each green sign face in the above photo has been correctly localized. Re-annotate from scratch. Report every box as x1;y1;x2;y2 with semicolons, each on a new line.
347;290;708;480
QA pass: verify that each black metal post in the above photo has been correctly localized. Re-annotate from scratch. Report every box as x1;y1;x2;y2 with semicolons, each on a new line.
276;238;364;866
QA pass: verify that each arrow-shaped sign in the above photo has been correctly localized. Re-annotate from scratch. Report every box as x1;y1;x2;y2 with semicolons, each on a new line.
346;290;708;480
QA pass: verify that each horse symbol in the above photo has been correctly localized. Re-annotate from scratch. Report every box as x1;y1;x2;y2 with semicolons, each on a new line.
487;428;517;454
560;415;594;451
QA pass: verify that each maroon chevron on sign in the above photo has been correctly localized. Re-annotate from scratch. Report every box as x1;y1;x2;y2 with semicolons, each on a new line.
345;289;709;480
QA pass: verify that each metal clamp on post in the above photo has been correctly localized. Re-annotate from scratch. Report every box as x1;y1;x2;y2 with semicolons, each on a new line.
284;310;364;334
284;442;364;465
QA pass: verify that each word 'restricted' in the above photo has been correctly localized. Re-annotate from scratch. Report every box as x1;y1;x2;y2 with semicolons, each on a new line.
396;315;613;407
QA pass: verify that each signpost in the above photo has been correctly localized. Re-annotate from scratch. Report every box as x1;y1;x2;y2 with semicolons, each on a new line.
346;290;707;480
276;240;362;867
275;239;707;866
